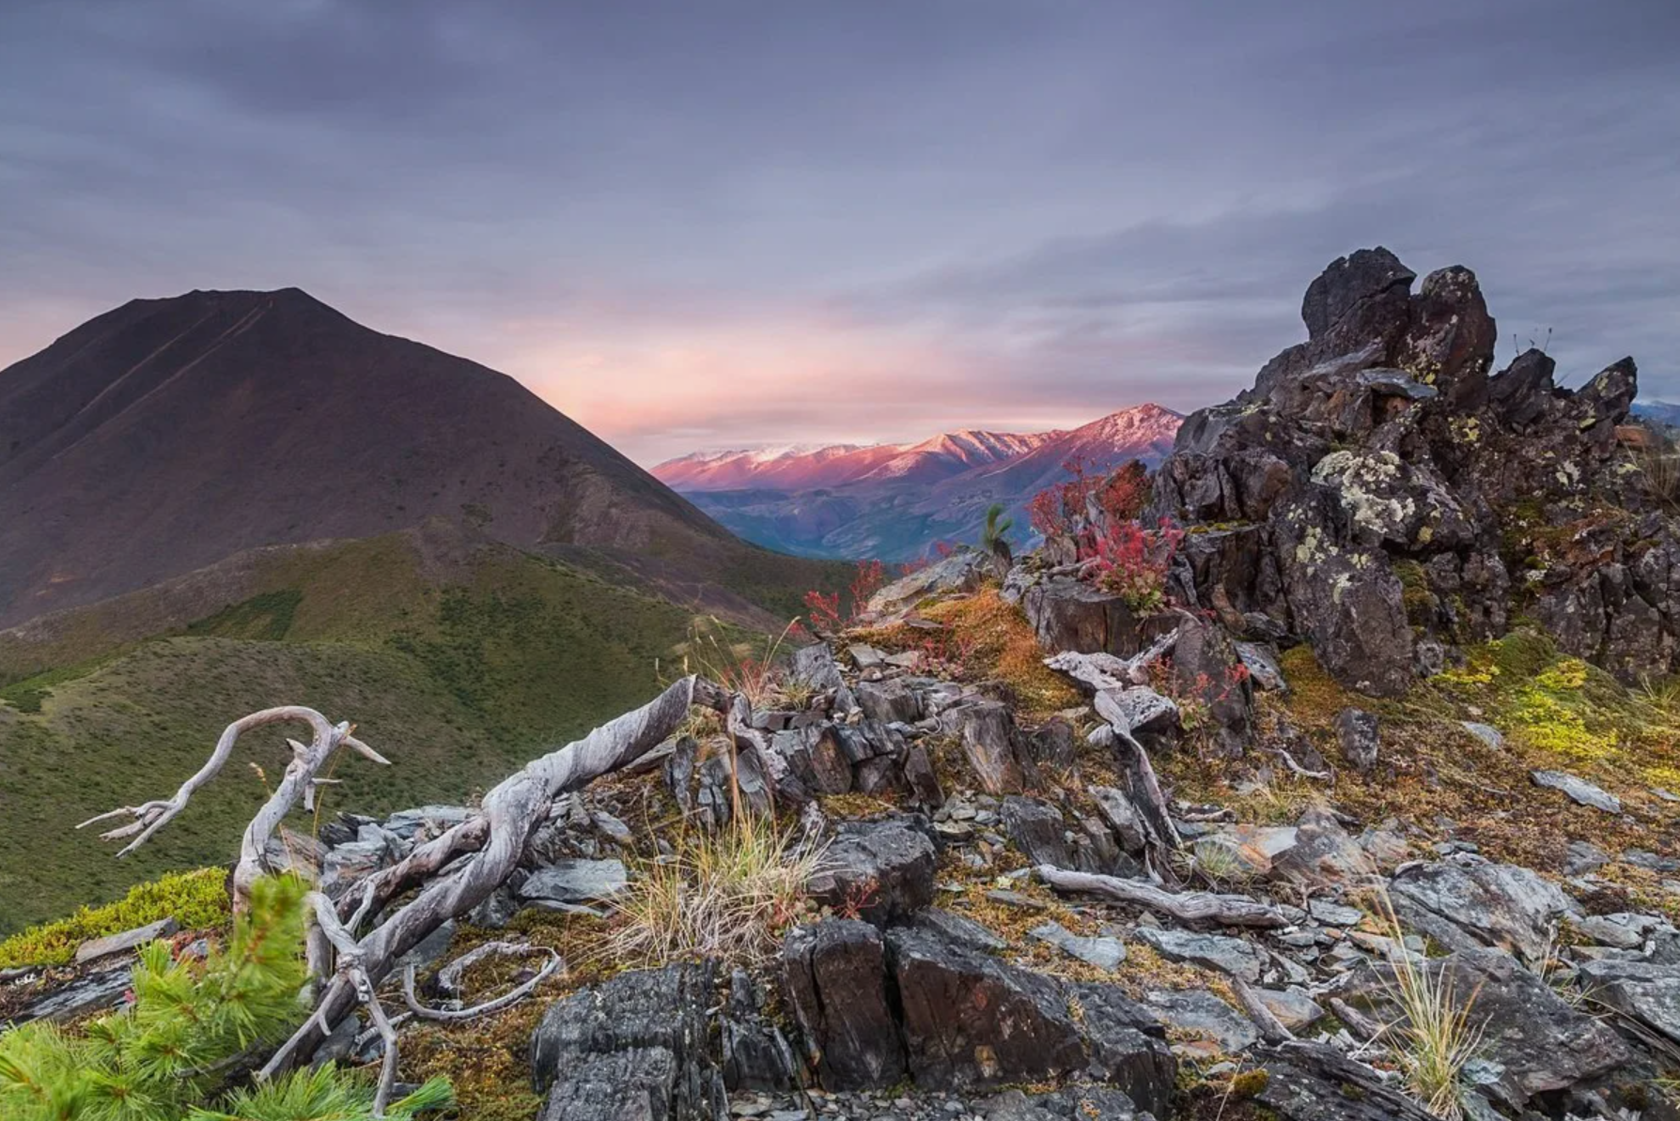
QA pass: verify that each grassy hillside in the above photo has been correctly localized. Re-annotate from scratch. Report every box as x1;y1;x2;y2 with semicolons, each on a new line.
0;529;839;934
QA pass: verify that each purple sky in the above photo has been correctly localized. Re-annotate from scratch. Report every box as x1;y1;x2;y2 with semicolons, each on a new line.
3;0;1678;464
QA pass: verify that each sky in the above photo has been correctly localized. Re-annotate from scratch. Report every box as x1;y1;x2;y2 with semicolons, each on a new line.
2;1;1678;465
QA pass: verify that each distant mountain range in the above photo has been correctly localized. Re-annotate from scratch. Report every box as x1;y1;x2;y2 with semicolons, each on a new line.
653;404;1183;561
1635;400;1680;428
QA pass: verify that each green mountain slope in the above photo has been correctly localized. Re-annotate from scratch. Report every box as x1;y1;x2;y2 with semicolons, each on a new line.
0;526;837;933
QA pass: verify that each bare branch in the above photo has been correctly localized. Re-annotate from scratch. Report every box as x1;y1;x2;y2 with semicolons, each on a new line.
79;706;387;910
1036;865;1288;927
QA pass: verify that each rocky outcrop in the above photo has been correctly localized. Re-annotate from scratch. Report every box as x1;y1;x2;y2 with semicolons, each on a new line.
1152;247;1677;693
529;962;725;1121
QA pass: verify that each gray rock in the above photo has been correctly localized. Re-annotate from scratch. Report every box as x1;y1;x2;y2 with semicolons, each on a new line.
519;858;629;905
382;804;472;841
1565;839;1611;876
1140;988;1259;1053
531;962;725;1120
15;964;132;1024
1133;927;1264;982
806;820;936;925
854;678;924;725
916;908;1007;953
320;834;404;898
1029;921;1126;971
1388;858;1575;966
1461;721;1504;749
949;701;1034;795
1002;796;1073;870
886;923;1175;1106
1333;707;1380;773
1531;769;1621;814
1234;641;1288;692
1348;948;1630;1109
74;917;178;964
782;921;905;1091
1255;987;1324;1032
1089;786;1148;854
1577;958;1680;1046
791;643;844;691
1306;899;1363;927
865;549;990;618
887;923;1086;1089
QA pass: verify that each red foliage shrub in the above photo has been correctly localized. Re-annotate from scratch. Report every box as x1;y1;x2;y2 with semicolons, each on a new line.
804;559;889;632
1086;516;1185;613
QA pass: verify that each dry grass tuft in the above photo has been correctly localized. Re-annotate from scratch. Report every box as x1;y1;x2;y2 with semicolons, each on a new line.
607;811;826;967
1366;887;1485;1121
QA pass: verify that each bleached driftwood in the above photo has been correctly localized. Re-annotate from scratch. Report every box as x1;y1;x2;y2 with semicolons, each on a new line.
402;941;562;1023
78;706;389;911
84;675;723;1077
1230;976;1294;1045
1087;723;1181;856
268;675;714;1068
1036;865;1288;928
1043;627;1179;693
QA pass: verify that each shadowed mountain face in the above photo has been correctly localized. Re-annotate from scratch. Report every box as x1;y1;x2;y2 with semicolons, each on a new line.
654;404;1181;561
0;288;758;627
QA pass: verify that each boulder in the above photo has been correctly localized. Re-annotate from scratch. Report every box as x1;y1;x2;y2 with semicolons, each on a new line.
781;920;906;1091
887;923;1087;1089
790;643;844;691
1577;958;1680;1046
1388;858;1576;966
805;819;935;925
1002;796;1074;870
1333;707;1380;773
1022;576;1172;657
1346;948;1629;1110
720;968;798;1091
853;677;923;724
1139;988;1258;1055
949;701;1035;794
529;962;724;1121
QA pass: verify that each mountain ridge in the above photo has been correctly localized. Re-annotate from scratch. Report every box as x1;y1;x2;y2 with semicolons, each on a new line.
653;403;1182;560
0;286;818;629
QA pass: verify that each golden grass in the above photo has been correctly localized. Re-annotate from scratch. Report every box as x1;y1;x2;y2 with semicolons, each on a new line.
606;811;825;967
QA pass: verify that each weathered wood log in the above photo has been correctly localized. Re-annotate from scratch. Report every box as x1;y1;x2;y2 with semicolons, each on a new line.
1043;628;1179;693
78;706;389;911
1035;865;1288;928
269;675;707;1068
402;942;562;1023
1230;976;1294;1045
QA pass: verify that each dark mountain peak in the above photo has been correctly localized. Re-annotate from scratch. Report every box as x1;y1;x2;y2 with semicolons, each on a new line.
0;292;738;627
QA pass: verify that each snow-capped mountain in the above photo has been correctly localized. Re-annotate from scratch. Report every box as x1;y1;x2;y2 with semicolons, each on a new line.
652;404;1182;561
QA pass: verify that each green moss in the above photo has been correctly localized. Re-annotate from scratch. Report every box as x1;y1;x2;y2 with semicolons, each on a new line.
0;867;229;968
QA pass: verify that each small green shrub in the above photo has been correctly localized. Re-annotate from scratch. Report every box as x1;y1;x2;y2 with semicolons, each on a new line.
0;867;231;969
0;874;452;1121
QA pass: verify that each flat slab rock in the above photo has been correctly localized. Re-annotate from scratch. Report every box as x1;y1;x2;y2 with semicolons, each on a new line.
518;858;628;905
1132;926;1264;982
1029;921;1126;971
1531;769;1621;813
75;917;178;964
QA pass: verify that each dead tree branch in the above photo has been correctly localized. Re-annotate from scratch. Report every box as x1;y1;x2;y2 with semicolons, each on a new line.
1036;865;1288;928
78;706;387;909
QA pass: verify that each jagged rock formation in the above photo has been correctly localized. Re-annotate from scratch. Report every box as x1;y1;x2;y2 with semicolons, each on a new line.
1152;247;1674;694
